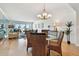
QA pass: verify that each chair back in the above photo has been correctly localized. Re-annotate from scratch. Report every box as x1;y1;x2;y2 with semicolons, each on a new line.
57;31;64;45
42;30;48;37
26;30;33;44
31;33;47;56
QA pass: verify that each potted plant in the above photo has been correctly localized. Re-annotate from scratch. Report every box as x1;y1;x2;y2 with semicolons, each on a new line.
65;21;73;44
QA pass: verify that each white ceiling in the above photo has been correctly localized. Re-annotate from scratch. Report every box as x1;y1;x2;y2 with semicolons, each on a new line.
0;3;78;22
69;3;79;11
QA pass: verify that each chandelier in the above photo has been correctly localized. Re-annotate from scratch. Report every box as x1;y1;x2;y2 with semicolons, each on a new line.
37;4;52;20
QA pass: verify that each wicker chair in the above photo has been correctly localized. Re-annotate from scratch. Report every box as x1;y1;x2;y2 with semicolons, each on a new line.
26;30;33;51
42;30;48;37
48;31;64;56
30;33;48;56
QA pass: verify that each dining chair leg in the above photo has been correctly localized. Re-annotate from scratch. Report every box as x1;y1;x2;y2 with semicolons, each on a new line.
60;50;62;56
47;48;50;56
58;49;62;56
27;47;28;51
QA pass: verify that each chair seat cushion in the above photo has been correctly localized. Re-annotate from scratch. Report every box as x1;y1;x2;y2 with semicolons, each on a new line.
49;40;58;43
49;40;59;46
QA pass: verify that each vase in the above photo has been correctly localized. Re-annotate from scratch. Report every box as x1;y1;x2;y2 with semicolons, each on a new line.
67;34;70;44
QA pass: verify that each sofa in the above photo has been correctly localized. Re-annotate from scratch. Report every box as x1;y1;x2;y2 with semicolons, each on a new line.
8;32;19;39
0;29;6;40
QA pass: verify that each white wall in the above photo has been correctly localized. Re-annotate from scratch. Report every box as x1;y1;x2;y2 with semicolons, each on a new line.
76;13;79;46
69;4;79;46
